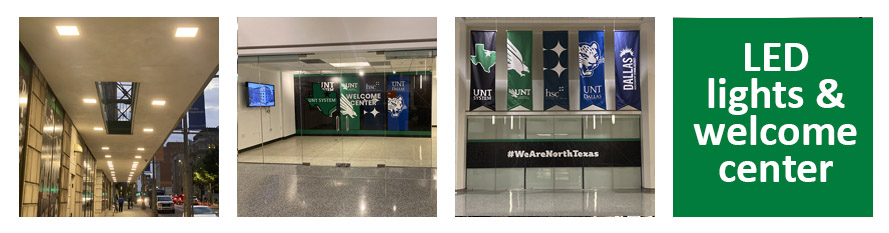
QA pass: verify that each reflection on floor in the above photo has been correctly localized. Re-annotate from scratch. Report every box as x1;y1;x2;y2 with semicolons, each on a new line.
238;128;436;167
455;189;654;217
238;163;437;217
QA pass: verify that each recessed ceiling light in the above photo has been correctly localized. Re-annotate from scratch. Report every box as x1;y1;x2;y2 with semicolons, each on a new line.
151;100;166;106
56;26;79;36
135;155;142;159
105;155;111;158
102;147;109;150
93;127;103;131
329;62;370;68
143;128;153;132
137;147;145;151
83;98;96;103
175;27;199;37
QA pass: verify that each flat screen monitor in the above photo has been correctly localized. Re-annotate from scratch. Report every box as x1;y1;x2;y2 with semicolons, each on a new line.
247;82;275;107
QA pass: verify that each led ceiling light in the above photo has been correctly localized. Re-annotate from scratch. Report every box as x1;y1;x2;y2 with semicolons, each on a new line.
329;62;370;68
143;128;153;132
135;155;142;159
56;26;79;36
137;148;145;151
102;147;109;150
105;155;111;158
151;100;166;106
175;27;199;37
93;127;103;131
83;98;96;103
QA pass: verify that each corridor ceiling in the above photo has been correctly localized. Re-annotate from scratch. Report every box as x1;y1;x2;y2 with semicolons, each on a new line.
20;17;218;182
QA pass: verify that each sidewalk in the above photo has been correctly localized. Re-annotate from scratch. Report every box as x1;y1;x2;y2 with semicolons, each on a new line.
102;206;152;217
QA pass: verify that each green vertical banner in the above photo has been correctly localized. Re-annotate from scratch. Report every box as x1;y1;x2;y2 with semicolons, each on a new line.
507;30;533;111
339;75;360;132
673;18;873;217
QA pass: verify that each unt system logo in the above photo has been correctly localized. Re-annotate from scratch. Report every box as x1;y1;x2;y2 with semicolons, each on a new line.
470;43;496;73
320;81;336;92
507;150;599;158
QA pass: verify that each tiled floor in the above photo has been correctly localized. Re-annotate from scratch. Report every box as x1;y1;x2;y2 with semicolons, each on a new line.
455;189;655;217
237;128;436;167
238;163;437;217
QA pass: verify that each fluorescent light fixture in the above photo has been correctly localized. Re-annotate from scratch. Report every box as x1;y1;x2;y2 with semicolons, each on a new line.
175;27;199;37
143;128;153;132
105;155;111;158
102;147;109;150
83;98;96;103
137;147;145;151
135;155;142;159
93;127;103;131
56;26;79;36
151;100;165;106
329;62;370;68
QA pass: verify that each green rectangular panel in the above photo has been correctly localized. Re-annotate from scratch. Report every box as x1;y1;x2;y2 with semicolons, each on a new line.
672;18;873;217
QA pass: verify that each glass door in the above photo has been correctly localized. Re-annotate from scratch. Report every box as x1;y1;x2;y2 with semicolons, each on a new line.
298;52;345;166
257;55;302;165
237;56;265;163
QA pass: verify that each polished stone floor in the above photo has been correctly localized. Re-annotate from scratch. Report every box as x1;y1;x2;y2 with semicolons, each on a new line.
238;128;436;167
456;189;654;217
238;163;437;217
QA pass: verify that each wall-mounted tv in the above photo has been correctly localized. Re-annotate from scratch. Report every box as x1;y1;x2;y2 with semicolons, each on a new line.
247;82;275;107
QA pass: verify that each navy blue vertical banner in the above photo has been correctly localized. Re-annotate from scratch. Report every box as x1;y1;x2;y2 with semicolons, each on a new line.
579;30;607;110
614;30;641;110
543;31;569;110
361;75;386;130
387;75;410;131
470;31;496;111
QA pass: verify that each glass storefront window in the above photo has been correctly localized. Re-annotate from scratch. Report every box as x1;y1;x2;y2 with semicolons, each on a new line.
238;50;436;168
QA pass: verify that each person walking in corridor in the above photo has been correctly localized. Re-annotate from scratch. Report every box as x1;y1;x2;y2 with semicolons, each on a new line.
117;197;124;212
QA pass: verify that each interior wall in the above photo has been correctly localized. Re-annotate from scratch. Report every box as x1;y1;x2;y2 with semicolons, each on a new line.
455;18;655;190
640;18;655;189
236;64;287;150
281;71;298;137
432;70;437;126
238;17;437;55
455;18;468;190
